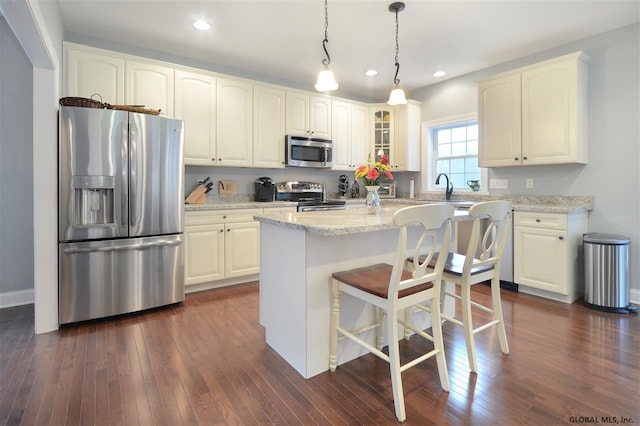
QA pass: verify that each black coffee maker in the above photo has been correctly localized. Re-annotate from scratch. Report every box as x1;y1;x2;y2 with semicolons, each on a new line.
255;177;275;202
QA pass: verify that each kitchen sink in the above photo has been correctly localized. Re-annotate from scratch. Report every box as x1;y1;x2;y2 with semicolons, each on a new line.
423;200;475;209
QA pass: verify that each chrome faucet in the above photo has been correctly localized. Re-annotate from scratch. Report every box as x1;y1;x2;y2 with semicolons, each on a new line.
435;173;454;200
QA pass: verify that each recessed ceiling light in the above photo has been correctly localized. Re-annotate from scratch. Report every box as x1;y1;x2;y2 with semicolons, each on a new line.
365;69;378;77
193;20;211;31
433;70;446;78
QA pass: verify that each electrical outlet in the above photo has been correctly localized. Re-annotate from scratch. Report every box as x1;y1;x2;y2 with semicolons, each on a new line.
489;179;508;189
526;178;534;189
219;180;238;195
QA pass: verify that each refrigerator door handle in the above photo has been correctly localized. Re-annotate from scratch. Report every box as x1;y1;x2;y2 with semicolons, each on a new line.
63;238;182;254
120;120;129;232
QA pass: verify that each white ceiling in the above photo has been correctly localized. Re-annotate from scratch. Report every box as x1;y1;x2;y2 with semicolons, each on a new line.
57;0;640;102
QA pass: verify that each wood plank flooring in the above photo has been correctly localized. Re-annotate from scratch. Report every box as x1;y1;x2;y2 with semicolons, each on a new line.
1;282;638;425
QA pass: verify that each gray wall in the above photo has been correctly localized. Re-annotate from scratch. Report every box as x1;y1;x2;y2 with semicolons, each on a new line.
411;23;640;292
0;16;34;295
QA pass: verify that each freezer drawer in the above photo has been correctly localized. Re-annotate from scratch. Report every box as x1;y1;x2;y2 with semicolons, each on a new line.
59;234;184;324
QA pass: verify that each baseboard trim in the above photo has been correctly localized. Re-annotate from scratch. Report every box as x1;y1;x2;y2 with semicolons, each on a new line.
0;289;35;309
630;288;640;305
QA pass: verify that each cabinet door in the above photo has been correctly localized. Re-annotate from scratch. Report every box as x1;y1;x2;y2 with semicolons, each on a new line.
64;48;125;104
514;226;568;294
372;106;393;163
478;73;522;167
522;61;577;165
285;92;309;136
225;222;260;278
125;61;174;116
309;96;332;138
217;78;253;167
394;102;421;172
253;85;285;168
175;70;217;166
350;103;371;169
331;100;351;170
185;224;225;286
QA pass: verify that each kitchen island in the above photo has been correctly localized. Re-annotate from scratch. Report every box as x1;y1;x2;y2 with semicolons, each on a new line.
254;204;468;378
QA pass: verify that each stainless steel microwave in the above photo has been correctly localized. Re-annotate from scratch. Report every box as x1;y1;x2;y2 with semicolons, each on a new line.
285;135;333;168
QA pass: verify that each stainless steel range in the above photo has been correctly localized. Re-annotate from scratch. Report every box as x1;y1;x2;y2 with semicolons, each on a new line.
275;182;347;212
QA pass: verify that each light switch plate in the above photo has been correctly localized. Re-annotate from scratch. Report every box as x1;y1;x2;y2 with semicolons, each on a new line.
490;179;508;189
219;180;238;195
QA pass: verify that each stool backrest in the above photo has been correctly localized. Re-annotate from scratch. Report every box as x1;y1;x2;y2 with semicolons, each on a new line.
464;200;512;274
390;204;455;299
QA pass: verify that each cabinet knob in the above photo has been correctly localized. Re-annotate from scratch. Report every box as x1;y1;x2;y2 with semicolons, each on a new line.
227;228;231;232
523;156;528;160
558;236;564;240
219;229;223;233
223;215;227;219
515;157;519;161
535;218;541;223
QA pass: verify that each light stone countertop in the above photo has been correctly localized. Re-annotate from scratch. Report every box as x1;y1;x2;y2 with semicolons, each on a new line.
254;204;472;236
186;194;593;220
185;200;295;211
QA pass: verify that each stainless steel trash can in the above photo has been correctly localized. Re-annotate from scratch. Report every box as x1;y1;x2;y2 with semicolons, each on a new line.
584;233;636;314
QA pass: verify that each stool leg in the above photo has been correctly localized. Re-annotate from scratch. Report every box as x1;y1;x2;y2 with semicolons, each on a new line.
329;279;340;372
403;307;412;340
386;306;406;422
376;308;385;350
460;282;478;373
491;276;509;355
431;282;450;392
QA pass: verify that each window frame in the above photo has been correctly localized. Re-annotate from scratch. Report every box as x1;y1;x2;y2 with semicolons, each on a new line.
421;113;488;193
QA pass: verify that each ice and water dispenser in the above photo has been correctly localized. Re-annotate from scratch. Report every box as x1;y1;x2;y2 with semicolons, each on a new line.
72;175;115;226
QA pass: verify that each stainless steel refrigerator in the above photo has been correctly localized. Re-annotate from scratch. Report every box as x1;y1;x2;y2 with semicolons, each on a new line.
58;106;185;324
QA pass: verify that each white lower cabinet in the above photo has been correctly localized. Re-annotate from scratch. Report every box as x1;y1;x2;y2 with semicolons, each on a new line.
185;209;261;290
513;211;588;303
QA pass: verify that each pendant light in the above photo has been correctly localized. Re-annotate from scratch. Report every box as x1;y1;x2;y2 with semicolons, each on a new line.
314;0;338;92
387;2;407;105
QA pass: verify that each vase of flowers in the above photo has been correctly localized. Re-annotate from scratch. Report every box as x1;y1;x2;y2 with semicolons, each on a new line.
364;186;381;215
355;154;393;215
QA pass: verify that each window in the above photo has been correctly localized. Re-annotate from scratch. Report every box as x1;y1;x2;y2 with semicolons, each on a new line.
429;118;483;191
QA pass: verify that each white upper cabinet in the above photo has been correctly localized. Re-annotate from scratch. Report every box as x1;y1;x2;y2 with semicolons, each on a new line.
331;100;351;169
394;101;421;172
350;103;371;168
253;84;286;168
216;78;253;167
64;47;125;104
479;51;589;167
285;91;332;138
175;70;217;166
332;99;371;170
125;60;174;116
371;101;421;172
478;74;522;167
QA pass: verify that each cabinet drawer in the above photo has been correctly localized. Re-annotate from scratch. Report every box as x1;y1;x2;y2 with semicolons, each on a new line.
186;209;262;226
514;211;567;230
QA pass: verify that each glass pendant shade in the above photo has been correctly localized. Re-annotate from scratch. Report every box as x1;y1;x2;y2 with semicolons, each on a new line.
387;87;407;105
315;68;339;92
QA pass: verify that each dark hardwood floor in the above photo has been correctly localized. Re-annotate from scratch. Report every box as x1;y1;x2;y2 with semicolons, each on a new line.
1;282;638;425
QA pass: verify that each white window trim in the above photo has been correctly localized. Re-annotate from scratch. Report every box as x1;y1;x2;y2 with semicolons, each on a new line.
421;113;488;194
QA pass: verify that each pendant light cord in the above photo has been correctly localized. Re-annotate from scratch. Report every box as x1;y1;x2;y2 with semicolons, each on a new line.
393;8;400;86
322;0;331;66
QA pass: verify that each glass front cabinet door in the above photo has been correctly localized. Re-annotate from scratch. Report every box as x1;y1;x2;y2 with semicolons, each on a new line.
373;108;393;163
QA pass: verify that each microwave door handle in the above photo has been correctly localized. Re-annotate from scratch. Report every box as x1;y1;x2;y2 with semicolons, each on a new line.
323;147;329;167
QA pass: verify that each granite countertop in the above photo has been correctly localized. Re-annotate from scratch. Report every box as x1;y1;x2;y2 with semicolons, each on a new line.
185;200;295;211
254;204;472;236
186;194;594;215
